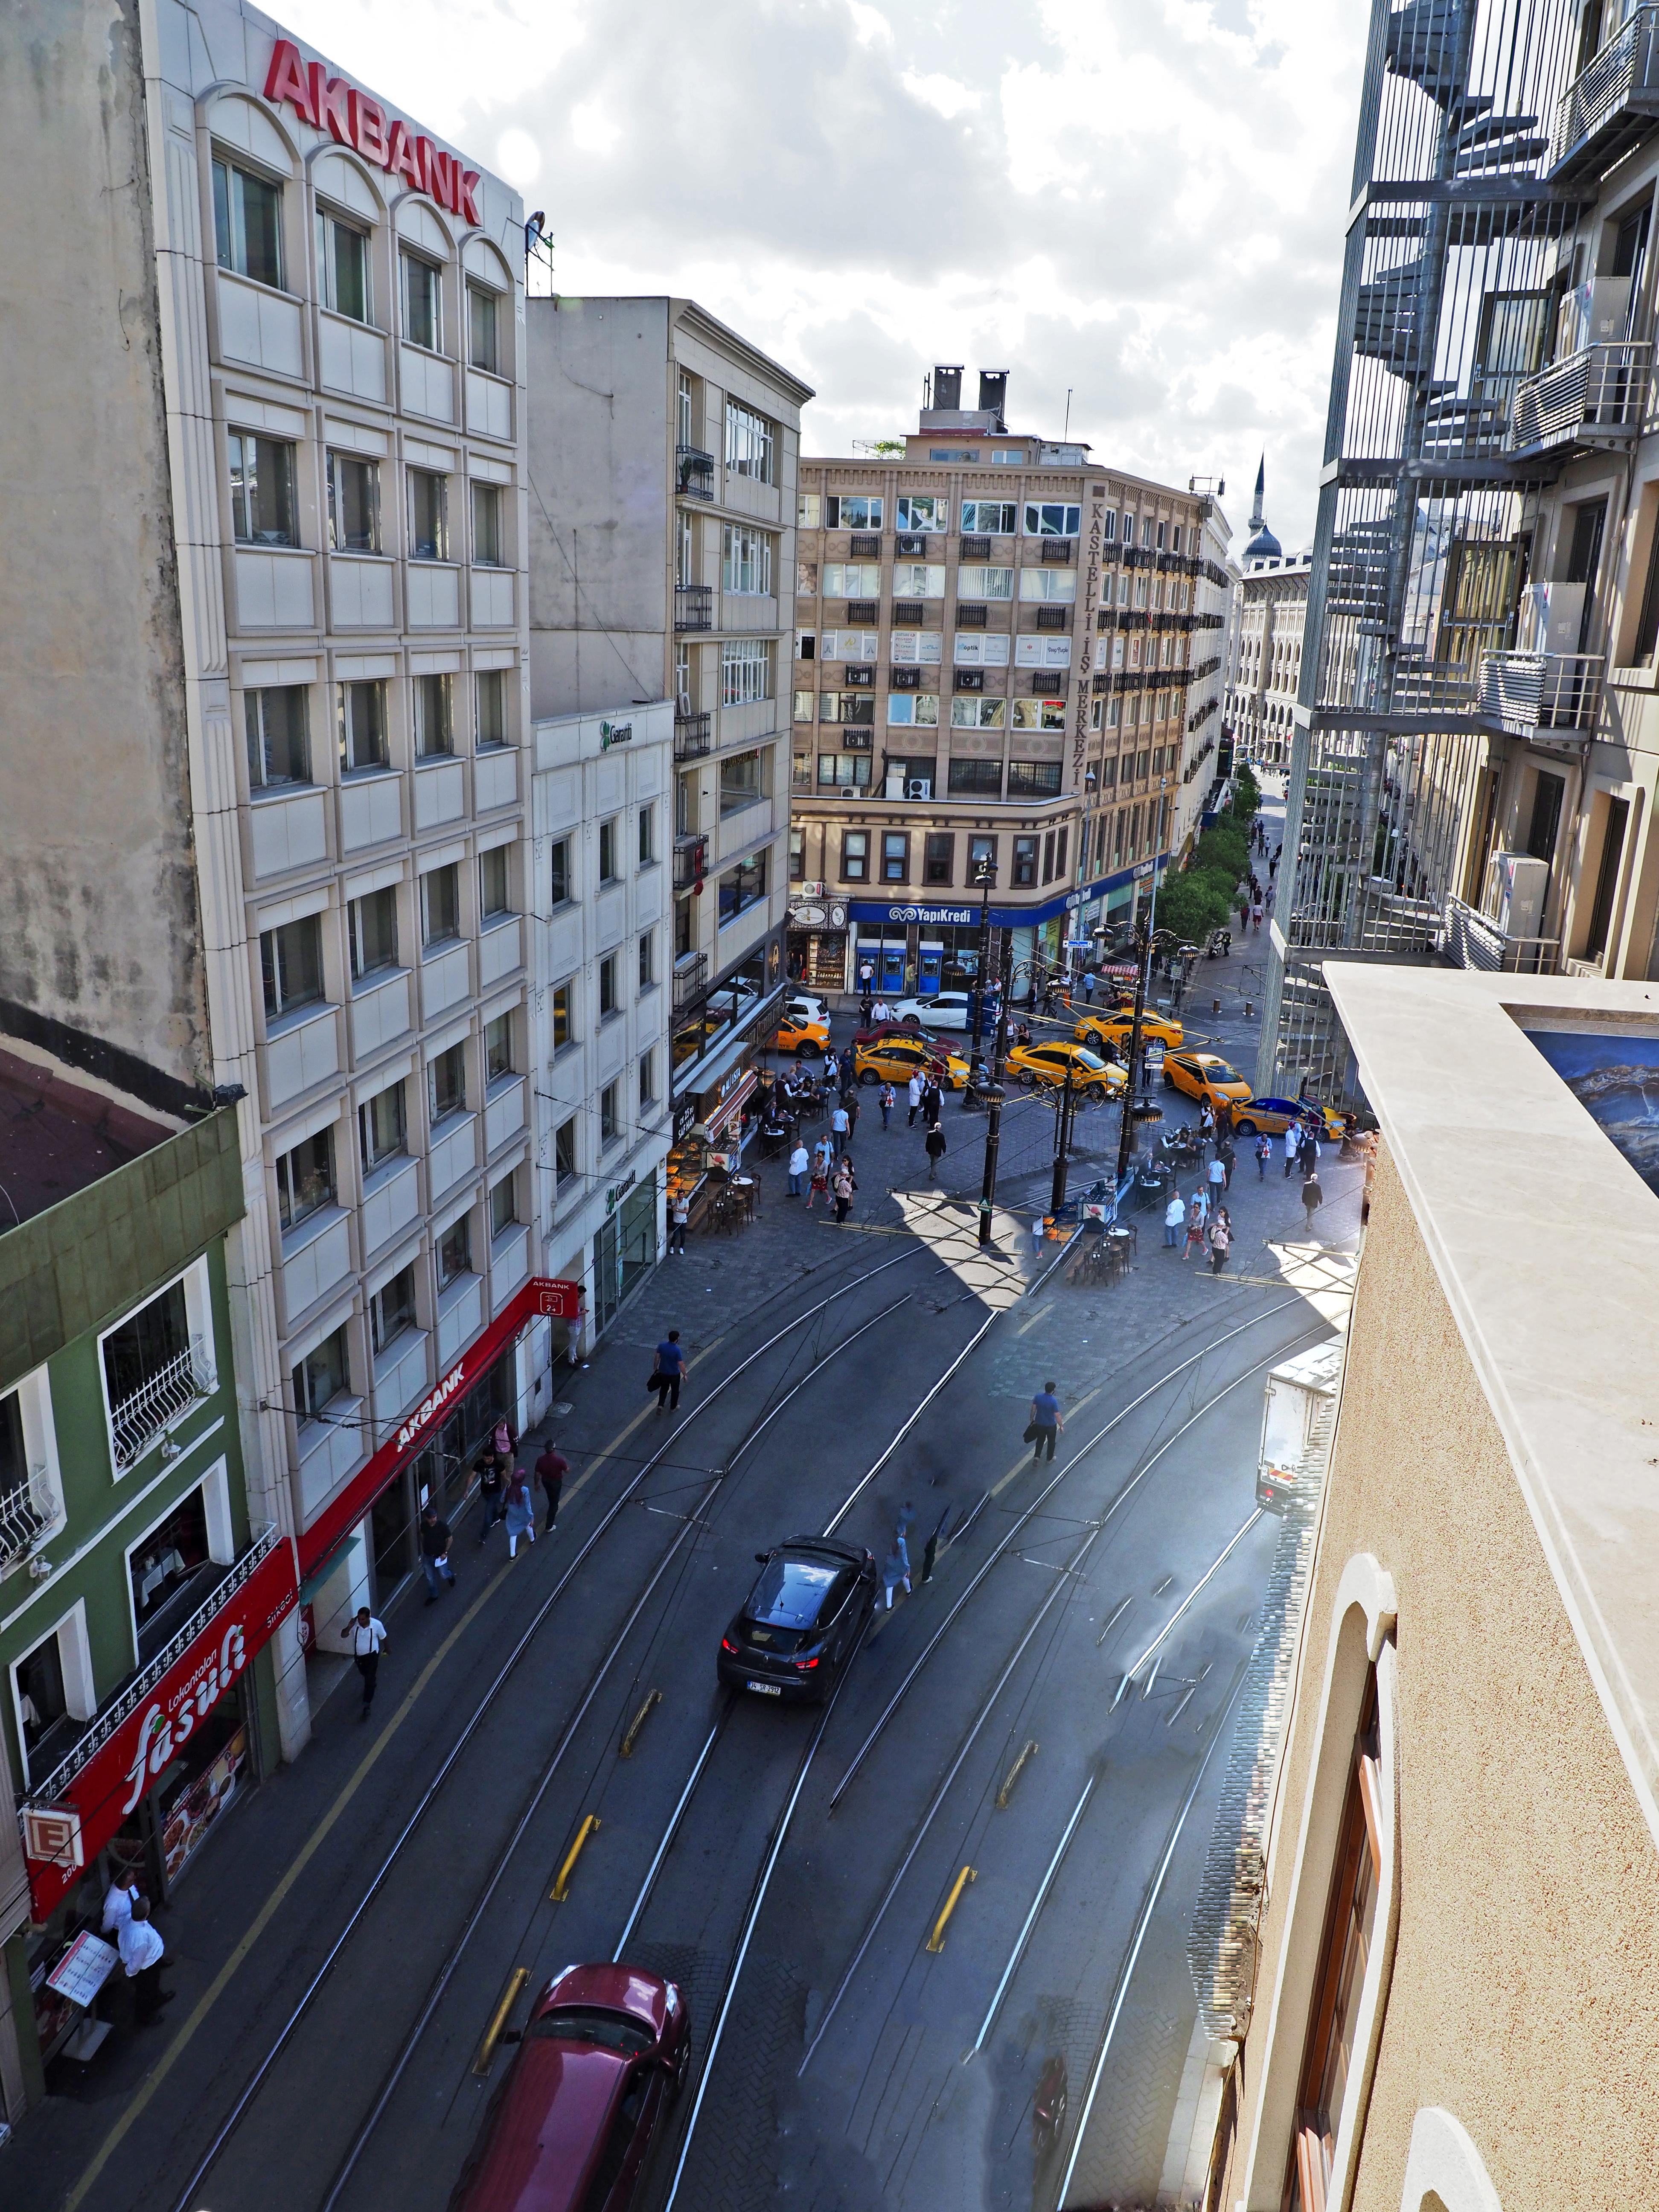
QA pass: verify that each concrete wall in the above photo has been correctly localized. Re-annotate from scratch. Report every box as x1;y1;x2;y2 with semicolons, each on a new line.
0;0;212;1089
526;296;672;716
1221;1141;1659;2211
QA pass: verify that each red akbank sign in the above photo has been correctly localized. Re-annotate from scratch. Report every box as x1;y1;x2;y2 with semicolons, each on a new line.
263;40;483;227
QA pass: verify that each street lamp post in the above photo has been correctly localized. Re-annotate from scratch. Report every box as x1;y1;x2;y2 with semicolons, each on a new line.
978;931;1013;1249
1114;913;1180;1190
965;853;996;1103
1050;1061;1077;1222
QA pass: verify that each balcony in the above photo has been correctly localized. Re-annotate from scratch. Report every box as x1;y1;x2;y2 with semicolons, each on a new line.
0;1464;55;1573
844;666;875;687
1030;672;1067;697
849;533;881;557
891;600;925;625
955;602;988;628
672;950;710;1013
673;835;709;892
1547;3;1659;181
674;710;712;761
1507;343;1651;456
1039;538;1076;563
110;1336;216;1470
677;445;716;500
1035;605;1070;630
958;535;991;561
845;599;879;625
955;668;985;692
1478;650;1603;741
890;666;922;690
675;583;713;632
894;532;931;556
1441;894;1558;976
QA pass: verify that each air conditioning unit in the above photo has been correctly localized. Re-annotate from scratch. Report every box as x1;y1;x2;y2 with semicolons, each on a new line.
840;786;861;799
1483;851;1548;938
905;778;934;799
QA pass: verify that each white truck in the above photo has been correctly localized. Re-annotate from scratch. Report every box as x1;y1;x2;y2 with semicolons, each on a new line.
1255;1339;1344;1513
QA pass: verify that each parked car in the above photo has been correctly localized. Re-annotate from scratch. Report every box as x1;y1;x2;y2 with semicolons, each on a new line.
782;992;828;1029
774;1010;830;1057
854;1036;970;1091
448;1963;689;2212
1074;1010;1185;1053
718;1537;877;1702
1228;1095;1350;1141
890;990;999;1034
851;1019;945;1052
1004;1041;1126;1100
1162;1050;1252;1111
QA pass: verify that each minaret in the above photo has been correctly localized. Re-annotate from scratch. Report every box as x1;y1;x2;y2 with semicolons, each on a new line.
1249;454;1266;535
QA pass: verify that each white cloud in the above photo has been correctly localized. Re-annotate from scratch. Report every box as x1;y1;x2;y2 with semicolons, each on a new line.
495;127;542;185
901;70;982;118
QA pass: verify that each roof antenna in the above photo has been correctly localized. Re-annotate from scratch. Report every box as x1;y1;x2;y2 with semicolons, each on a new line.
1063;387;1072;442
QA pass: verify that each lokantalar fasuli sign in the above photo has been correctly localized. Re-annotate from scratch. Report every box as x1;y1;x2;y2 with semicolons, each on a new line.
262;40;483;225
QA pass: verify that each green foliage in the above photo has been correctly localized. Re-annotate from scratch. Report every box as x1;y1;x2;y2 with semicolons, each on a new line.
1230;763;1261;822
870;438;905;454
1155;868;1235;947
1195;819;1248;882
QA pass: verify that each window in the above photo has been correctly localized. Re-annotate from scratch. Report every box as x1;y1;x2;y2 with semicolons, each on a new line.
718;849;768;924
472;481;504;566
923;832;955;885
428;1042;466;1122
438;1215;472;1289
370;1263;419;1356
678;370;696;448
490;1172;518;1236
1023;501;1082;537
485;1011;514;1082
554;1115;577;1185
360;1080;407;1168
1019;568;1077;602
968;833;996;875
600;1081;620;1144
638;805;655;865
954;635;1011;670
402;251;442;351
339;679;389;772
957;565;1015;600
316;207;370;321
13;1627;72;1770
721;749;766;814
789;826;806;880
550;837;573;907
349;886;399;980
890;631;943;665
960;500;1017;534
722;524;774;594
797;568;819;604
725;400;775;482
228;431;296;546
947;758;1003;797
896;495;946;533
294;1326;349;1424
327;451;380;553
1011;698;1068;731
102;1280;190;1431
468;283;500;373
213;157;283;287
638;930;655;990
421;863;460;947
797;490;821;527
951;696;1006;728
677;510;695;589
480;846;511;920
825;495;883;529
892;563;946;599
551;981;573;1051
1013;835;1038;886
721;638;772;705
413;673;453;758
408;469;449;560
1008;760;1064;798
599;953;618;1017
881;832;909;882
261;916;323;1020
476;669;508;749
598;818;617;882
245;686;310;788
822;630;880;662
1015;635;1073;667
276;1128;334;1233
818;752;872;788
842;830;869;882
822;563;882;599
819;692;876;725
639;1049;656;1107
885;693;939;726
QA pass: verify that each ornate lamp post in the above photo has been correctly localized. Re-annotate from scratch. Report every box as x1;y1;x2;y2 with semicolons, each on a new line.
1113;911;1183;1190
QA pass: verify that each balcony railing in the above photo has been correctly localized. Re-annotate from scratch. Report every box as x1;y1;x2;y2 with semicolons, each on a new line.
676;445;715;500
673;835;709;892
1039;538;1076;563
1548;3;1659;180
845;599;879;625
958;535;991;561
1479;650;1604;739
110;1336;216;1470
848;533;881;557
1441;895;1558;976
1030;672;1067;696
673;710;712;761
672;950;710;1013
1508;342;1651;455
890;666;922;690
955;603;988;628
1034;606;1070;630
894;532;932;556
675;584;713;633
0;1466;53;1572
891;600;925;626
955;668;985;693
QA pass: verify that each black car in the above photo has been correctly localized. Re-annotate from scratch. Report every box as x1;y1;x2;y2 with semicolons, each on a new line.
717;1537;876;1702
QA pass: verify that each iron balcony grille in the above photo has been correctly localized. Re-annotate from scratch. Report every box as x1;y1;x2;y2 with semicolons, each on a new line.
844;667;875;688
955;603;988;628
845;600;879;625
958;536;991;560
889;666;922;690
1478;650;1604;739
676;445;716;500
675;584;713;632
1039;538;1076;563
25;1524;280;1808
955;669;985;692
848;533;881;557
673;836;708;891
894;532;931;556
1030;672;1066;696
672;951;710;1013
0;1466;53;1572
1548;3;1659;181
1034;606;1070;630
1441;894;1559;976
1507;342;1652;455
673;711;712;761
891;600;925;626
110;1336;216;1470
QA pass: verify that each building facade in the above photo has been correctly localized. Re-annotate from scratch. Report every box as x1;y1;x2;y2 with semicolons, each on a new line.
1208;962;1659;2212
531;704;673;1347
2;0;539;1744
0;1026;294;2121
524;297;811;1199
1174;493;1240;851
793;373;1227;995
1226;461;1313;773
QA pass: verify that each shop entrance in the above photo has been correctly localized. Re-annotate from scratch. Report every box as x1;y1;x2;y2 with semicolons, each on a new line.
592;1174;658;1337
370;1347;519;1601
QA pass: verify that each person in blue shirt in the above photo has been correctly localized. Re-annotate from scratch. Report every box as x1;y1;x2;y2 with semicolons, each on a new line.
1030;1381;1062;1463
651;1330;687;1413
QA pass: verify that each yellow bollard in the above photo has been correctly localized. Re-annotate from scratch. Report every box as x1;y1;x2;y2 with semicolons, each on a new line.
620;1689;661;1759
472;1966;530;2075
995;1740;1039;1810
550;1813;601;1902
925;1865;976;1953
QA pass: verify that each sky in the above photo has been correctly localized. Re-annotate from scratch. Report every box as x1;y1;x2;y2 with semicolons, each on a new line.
278;0;1371;559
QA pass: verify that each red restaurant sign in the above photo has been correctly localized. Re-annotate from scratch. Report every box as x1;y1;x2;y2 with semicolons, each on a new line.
295;1278;583;1583
23;1539;300;1919
262;40;483;227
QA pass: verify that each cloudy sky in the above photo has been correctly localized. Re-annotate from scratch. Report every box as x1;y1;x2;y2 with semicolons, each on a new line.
282;0;1370;557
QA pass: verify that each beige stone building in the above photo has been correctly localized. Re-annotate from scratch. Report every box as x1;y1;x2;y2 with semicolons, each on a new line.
1201;962;1659;2212
1227;461;1312;773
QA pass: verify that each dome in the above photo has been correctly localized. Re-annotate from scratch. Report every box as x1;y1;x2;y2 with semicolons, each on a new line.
1246;521;1283;561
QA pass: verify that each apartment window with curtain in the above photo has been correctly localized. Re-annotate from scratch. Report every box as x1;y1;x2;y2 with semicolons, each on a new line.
228;432;296;546
722;524;774;594
338;680;389;773
842;831;869;882
315;207;370;320
881;832;909;883
402;251;442;351
327;451;380;553
213;157;283;287
245;687;311;789
276;1129;334;1233
476;668;509;748
370;1264;418;1356
725;400;775;482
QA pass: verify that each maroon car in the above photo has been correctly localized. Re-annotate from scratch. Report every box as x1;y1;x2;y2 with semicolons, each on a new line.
850;1019;946;1054
451;1963;690;2212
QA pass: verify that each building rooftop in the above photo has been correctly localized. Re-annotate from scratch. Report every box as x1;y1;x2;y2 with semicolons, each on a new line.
1326;961;1659;1849
0;1043;177;1230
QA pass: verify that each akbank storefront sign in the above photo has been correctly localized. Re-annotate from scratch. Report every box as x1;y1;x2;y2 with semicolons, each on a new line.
263;40;483;224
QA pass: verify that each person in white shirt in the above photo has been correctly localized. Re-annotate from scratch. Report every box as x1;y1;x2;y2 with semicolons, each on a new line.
119;1895;170;2024
1163;1190;1186;1249
906;1072;924;1127
340;1607;388;1720
872;998;890;1024
787;1141;809;1196
102;1878;140;1936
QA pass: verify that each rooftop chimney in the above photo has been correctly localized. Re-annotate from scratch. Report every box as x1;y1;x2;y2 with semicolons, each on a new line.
978;370;1008;427
932;365;963;412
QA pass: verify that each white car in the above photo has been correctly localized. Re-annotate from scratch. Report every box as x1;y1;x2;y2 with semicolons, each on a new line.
783;991;827;1027
889;990;999;1034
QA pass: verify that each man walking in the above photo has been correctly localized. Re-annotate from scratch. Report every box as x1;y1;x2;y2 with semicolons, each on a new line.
341;1606;387;1719
1029;1380;1063;1462
1301;1169;1324;1236
119;1897;172;2027
1255;1132;1272;1180
925;1123;947;1180
1182;1193;1208;1261
534;1438;569;1534
907;1071;924;1126
1209;1207;1232;1274
832;1158;857;1223
787;1138;810;1196
878;1081;895;1130
1207;1150;1226;1210
844;1089;861;1143
651;1330;687;1413
830;1097;850;1150
1163;1189;1186;1248
1217;1136;1236;1190
669;1189;690;1253
419;1505;455;1603
474;1449;506;1544
922;1079;942;1131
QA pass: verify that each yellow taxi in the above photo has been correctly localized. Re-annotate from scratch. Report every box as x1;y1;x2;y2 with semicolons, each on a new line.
1074;1009;1185;1054
775;1009;830;1057
1005;1040;1127;1099
854;1035;970;1091
1161;1050;1252;1111
1228;1094;1351;1142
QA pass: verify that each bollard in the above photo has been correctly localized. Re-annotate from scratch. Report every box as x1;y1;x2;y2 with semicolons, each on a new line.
472;1966;530;2075
550;1813;601;1901
996;1740;1039;1809
620;1688;661;1759
926;1866;976;1953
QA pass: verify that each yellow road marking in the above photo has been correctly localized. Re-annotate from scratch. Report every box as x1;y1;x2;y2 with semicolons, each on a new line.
1014;1299;1055;1338
987;1384;1103;1502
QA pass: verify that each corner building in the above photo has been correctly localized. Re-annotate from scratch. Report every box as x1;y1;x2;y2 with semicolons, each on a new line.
793;372;1227;994
1;0;537;1752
